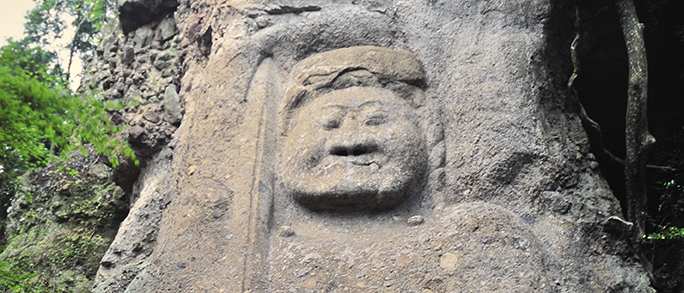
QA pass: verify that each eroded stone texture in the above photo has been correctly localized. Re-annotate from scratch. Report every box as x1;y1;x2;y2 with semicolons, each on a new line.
80;13;180;163
270;46;552;292
270;203;551;292
93;0;655;292
93;147;174;292
81;2;183;291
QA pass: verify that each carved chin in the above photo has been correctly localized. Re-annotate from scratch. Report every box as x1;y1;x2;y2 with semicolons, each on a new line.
290;182;409;211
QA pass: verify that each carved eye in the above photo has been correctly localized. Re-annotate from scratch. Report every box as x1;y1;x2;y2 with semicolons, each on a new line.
316;107;344;130
321;118;342;130
364;113;388;126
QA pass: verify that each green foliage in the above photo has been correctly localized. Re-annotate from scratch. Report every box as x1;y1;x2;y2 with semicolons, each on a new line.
0;40;65;87
25;0;116;44
0;1;130;175
49;229;108;268
641;225;684;243
0;62;71;167
0;40;136;205
0;49;133;169
656;179;684;215
641;179;684;244
0;151;25;211
0;2;131;291
0;260;42;293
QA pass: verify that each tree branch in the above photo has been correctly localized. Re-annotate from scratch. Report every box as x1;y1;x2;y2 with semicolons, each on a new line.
567;4;675;176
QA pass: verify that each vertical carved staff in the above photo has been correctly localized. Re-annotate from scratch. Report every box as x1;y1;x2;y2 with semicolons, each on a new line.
615;0;655;241
242;58;280;291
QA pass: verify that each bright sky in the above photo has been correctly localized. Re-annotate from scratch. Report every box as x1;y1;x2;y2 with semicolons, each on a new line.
0;0;83;90
0;0;35;46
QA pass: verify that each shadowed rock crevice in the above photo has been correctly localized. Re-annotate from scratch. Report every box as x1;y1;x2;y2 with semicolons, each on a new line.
119;0;179;34
265;5;321;15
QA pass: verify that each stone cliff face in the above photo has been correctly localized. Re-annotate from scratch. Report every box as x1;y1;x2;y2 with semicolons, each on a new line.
0;151;128;292
76;0;182;290
89;0;654;292
81;0;181;163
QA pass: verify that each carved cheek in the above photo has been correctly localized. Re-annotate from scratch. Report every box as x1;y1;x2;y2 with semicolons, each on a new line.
380;125;409;152
287;131;327;172
302;143;326;170
389;124;424;164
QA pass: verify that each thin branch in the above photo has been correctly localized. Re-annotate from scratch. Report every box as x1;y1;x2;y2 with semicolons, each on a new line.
66;5;89;82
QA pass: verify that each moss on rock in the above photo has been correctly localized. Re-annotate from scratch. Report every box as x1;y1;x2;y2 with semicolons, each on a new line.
0;152;129;292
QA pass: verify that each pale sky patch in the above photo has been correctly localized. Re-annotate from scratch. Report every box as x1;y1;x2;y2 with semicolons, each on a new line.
0;0;35;46
0;0;83;90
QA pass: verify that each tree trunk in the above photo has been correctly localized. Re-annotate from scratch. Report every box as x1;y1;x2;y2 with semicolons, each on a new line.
615;0;655;241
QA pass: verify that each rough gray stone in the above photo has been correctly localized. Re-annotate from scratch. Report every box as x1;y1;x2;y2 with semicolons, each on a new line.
92;1;655;292
143;111;160;124
133;26;155;48
407;215;424;226
148;49;160;63
603;216;634;235
277;226;295;237
152;49;176;70
128;125;144;141
163;85;182;124
158;17;177;42
278;47;427;211
93;148;173;292
121;46;134;66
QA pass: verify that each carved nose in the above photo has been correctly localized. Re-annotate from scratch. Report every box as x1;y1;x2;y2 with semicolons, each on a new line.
330;142;378;157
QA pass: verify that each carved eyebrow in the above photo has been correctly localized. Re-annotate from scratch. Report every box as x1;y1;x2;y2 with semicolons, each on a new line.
317;100;383;110
356;100;383;109
319;104;347;110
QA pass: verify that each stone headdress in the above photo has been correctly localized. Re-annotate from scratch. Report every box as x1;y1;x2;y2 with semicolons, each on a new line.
279;46;427;133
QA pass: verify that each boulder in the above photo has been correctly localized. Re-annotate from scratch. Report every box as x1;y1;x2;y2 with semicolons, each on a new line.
92;0;655;292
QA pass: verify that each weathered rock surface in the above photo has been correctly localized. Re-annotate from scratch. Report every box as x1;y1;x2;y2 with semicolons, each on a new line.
66;4;184;291
93;147;174;292
270;203;553;292
1;152;128;292
92;0;655;292
81;7;181;162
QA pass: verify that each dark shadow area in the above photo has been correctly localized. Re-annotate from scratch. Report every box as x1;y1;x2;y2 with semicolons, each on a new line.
573;0;629;211
572;0;684;291
119;0;179;34
638;1;684;291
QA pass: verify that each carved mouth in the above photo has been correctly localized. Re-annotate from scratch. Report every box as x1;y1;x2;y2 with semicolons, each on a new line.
329;144;378;157
327;142;382;170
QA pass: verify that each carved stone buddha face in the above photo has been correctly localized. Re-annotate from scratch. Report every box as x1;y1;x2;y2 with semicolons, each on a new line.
280;85;427;211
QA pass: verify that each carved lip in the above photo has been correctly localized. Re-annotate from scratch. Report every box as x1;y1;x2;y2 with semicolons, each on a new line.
323;152;384;169
347;159;381;168
327;142;383;169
